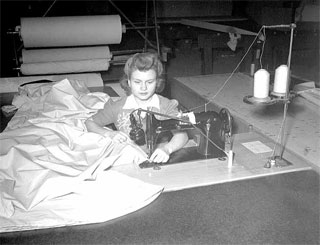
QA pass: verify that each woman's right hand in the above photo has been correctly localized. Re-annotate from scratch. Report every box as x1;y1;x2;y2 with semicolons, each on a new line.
85;118;129;144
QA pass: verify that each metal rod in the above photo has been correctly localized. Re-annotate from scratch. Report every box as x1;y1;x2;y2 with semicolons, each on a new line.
286;24;296;71
112;49;144;55
144;0;149;52
153;0;160;55
263;24;293;29
108;0;157;49
278;101;289;159
7;31;20;35
277;23;296;159
125;26;157;30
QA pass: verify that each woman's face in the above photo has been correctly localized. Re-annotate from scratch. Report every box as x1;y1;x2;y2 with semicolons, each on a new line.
128;69;157;103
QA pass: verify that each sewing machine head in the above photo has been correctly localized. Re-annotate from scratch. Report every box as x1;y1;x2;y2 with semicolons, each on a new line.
129;108;232;159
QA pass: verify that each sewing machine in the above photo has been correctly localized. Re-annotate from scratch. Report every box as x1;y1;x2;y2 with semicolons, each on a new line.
129;108;233;168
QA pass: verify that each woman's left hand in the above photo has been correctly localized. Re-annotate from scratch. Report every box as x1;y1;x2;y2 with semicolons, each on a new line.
105;131;129;143
149;146;171;163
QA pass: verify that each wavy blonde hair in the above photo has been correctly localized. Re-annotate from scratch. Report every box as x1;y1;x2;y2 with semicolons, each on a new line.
119;52;165;95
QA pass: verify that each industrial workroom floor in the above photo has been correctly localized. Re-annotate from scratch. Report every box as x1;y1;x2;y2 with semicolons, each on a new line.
2;170;319;244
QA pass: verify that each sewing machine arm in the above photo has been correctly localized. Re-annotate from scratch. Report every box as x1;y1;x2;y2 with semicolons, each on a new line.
129;108;233;159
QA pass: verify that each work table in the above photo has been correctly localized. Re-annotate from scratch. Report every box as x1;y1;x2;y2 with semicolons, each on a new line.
169;73;320;170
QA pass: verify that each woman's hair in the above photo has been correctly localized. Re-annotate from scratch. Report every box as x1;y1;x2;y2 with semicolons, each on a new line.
119;52;165;95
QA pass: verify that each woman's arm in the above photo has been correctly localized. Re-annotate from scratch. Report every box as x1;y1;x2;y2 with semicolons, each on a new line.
85;119;128;143
164;131;189;155
85;119;110;135
149;130;188;163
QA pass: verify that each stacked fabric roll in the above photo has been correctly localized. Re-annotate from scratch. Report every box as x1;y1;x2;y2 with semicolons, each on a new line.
20;46;113;75
18;15;123;75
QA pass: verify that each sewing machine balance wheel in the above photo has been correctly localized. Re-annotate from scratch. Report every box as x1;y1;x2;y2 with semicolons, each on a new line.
219;108;232;137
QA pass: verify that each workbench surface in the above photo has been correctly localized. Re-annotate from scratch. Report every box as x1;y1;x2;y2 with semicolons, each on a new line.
170;73;319;170
114;131;311;192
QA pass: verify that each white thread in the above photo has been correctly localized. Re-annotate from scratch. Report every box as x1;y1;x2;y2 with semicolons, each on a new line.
273;64;290;95
253;69;270;99
259;28;266;69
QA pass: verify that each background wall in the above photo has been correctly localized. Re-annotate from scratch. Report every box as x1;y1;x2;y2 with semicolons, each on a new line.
0;0;318;85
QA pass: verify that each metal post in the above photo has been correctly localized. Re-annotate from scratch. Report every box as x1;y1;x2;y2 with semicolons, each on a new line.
108;0;156;50
278;23;296;160
144;0;149;52
152;0;160;55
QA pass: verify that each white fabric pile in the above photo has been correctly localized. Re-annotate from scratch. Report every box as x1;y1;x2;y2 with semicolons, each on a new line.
0;78;163;233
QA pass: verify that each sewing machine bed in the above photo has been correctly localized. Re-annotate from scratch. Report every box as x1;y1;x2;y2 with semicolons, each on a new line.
139;144;226;169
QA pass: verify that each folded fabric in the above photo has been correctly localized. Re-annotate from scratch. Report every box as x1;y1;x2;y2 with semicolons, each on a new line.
0;78;163;232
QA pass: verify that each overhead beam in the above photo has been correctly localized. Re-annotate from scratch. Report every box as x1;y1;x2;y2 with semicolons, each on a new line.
180;19;258;36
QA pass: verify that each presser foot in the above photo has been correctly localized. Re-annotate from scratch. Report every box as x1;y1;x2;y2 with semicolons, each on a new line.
139;160;162;170
264;156;292;168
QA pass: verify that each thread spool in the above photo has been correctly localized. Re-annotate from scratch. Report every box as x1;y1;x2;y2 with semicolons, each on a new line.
253;69;270;99
272;64;290;97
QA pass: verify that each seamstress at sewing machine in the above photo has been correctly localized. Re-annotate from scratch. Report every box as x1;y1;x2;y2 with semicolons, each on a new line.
85;52;188;163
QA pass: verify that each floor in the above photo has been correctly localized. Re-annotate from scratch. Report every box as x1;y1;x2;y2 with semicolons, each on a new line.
2;170;319;244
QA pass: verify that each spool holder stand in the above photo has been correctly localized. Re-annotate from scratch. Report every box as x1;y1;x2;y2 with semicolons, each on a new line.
243;23;296;168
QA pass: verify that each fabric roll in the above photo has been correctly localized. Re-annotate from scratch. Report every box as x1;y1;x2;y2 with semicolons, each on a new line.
20;15;123;48
22;46;112;63
20;59;110;75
